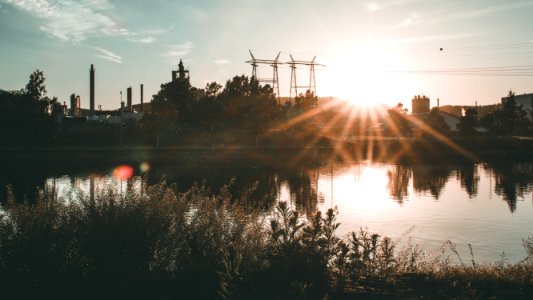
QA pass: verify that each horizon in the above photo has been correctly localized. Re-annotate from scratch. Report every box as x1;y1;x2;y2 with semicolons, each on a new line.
1;0;533;111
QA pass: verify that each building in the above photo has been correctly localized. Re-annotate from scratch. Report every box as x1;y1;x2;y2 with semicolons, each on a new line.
172;59;190;83
412;95;430;114
90;64;95;115
408;95;462;134
438;110;461;132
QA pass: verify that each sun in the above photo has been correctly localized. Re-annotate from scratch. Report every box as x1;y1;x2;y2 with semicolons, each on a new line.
320;41;414;107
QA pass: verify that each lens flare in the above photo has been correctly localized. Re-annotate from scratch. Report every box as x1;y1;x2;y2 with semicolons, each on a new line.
140;162;151;173
113;165;134;180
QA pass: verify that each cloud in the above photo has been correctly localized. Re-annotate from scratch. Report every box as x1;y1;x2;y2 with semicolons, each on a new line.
127;36;156;44
213;59;230;65
3;0;127;42
94;46;122;64
141;23;177;36
163;42;193;58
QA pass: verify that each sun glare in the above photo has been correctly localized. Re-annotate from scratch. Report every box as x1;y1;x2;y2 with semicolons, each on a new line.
322;41;413;107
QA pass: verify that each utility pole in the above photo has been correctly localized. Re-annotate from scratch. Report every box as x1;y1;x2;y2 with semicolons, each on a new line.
287;55;324;101
246;50;282;103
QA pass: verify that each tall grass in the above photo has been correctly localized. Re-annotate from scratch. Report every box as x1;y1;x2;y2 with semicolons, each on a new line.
0;181;532;299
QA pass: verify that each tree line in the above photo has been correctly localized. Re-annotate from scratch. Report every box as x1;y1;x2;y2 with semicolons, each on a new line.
0;70;63;144
386;90;533;137
2;69;532;146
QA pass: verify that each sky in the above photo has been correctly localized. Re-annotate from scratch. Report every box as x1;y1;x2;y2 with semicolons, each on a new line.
1;0;533;111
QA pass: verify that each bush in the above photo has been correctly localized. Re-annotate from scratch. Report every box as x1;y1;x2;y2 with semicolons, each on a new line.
1;182;532;299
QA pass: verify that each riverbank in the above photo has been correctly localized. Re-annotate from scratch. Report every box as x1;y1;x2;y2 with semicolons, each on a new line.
1;182;532;299
1;136;533;163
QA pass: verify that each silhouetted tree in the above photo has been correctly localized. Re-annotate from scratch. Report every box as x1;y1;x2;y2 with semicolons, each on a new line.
25;69;47;100
205;81;222;99
0;70;57;144
480;90;531;136
218;75;280;131
151;77;193;121
458;107;478;136
294;90;317;111
385;103;411;136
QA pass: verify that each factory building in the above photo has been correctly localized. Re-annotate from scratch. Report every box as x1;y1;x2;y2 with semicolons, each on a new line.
412;95;430;114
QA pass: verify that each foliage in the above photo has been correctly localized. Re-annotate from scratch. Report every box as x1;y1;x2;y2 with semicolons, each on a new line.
294;90;317;111
218;75;280;131
385;103;411;136
459;107;479;136
480;90;532;136
148;74;282;137
151;80;191;121
1;182;532;299
0;70;58;144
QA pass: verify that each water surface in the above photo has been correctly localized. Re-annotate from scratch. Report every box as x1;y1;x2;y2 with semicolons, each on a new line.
2;152;532;263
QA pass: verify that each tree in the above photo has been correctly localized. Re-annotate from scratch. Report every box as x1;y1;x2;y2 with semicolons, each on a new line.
205;81;222;99
151;78;192;121
218;75;279;131
25;69;47;99
480;90;531;136
294;90;317;112
385;103;411;136
458;107;478;136
0;70;57;143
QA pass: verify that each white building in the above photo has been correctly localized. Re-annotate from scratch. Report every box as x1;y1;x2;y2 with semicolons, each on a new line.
438;111;461;132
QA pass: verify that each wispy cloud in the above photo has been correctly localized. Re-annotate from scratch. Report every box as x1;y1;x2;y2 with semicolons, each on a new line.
141;23;177;36
3;0;126;42
163;42;193;62
213;59;230;65
127;36;156;44
94;46;122;64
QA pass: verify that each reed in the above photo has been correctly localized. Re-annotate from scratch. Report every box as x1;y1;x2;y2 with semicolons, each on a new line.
0;182;532;299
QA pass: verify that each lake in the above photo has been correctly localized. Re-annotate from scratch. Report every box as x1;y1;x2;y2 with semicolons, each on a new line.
1;149;532;263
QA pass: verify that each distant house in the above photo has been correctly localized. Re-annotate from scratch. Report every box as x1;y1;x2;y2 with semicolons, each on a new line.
438;110;461;132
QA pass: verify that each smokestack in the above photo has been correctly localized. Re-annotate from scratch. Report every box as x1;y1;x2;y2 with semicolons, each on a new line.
90;64;95;115
437;98;440;108
70;95;76;116
127;86;132;111
140;84;144;112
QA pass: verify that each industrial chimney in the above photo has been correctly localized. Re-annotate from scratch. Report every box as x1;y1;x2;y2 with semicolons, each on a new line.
140;84;144;112
127;86;132;111
90;64;95;115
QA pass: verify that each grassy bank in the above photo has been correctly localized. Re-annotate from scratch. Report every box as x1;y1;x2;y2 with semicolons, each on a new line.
1;182;532;299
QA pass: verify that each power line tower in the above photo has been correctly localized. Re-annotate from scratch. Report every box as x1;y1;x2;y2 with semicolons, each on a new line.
288;55;324;100
246;50;282;102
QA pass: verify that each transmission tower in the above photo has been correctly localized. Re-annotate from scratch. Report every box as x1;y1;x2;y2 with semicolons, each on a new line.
288;55;324;100
246;50;282;101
